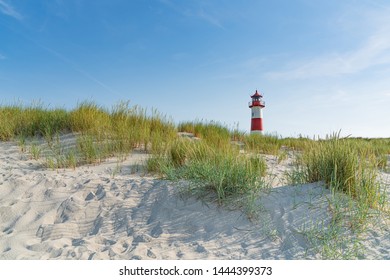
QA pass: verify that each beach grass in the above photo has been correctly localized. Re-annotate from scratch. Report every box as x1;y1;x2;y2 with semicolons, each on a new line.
178;120;233;150
300;133;384;208
147;137;267;214
286;134;389;259
286;132;389;239
0;102;70;141
1;101;388;216
243;133;281;155
152;120;268;211
1;101;389;258
0;101;176;168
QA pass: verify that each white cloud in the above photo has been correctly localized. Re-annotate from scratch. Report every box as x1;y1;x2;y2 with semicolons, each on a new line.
0;0;23;20
265;8;390;80
160;0;223;28
197;8;223;28
266;33;390;80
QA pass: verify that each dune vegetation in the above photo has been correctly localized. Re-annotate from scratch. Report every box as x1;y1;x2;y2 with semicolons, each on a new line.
0;101;389;224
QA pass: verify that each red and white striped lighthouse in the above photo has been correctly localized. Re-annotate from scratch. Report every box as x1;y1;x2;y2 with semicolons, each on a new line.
249;90;265;134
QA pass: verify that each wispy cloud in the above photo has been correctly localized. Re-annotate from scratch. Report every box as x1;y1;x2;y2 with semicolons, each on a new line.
0;0;23;20
36;43;119;96
266;31;390;80
265;8;390;80
0;9;119;97
197;8;223;28
160;0;223;28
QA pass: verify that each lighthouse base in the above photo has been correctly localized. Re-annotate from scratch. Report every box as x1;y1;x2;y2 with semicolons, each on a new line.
250;130;263;135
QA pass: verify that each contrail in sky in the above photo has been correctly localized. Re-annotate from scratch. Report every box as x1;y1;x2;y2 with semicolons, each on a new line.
0;5;121;98
0;0;23;20
0;20;121;97
37;42;119;96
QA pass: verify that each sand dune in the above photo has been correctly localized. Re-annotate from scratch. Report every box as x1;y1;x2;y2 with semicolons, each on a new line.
0;136;389;259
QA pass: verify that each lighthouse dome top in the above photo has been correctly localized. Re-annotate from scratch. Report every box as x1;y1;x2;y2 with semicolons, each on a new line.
251;90;263;98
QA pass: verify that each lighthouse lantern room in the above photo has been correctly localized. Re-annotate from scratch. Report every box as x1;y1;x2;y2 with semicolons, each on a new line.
248;90;265;134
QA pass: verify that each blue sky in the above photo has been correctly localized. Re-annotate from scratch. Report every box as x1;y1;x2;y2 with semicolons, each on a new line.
1;0;389;138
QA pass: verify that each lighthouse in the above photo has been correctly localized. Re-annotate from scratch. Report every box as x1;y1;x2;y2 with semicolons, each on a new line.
248;90;265;134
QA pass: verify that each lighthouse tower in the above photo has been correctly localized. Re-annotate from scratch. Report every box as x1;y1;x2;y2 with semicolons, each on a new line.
248;90;265;134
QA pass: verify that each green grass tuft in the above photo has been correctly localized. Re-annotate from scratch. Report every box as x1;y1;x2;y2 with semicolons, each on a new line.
147;138;267;210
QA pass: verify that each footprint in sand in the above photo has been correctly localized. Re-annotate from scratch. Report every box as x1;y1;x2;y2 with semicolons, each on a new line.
150;222;163;238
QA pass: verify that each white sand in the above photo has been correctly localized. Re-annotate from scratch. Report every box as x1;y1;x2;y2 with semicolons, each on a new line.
0;135;389;259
